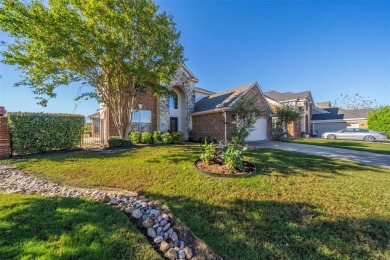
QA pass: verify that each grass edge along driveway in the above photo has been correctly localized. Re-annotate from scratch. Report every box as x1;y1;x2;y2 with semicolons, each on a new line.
290;138;390;155
2;145;390;259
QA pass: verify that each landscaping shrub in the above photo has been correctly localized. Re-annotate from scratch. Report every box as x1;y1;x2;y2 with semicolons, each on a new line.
368;106;390;137
130;132;141;144
171;131;185;144
8;112;84;154
153;131;163;144
200;140;217;165
108;137;132;148
141;132;153;144
221;144;248;173
161;132;173;144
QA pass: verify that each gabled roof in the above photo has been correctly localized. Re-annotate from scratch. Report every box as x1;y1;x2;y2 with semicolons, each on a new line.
315;101;332;109
180;63;198;83
194;82;255;113
88;112;100;119
195;87;215;95
311;108;372;121
264;90;312;102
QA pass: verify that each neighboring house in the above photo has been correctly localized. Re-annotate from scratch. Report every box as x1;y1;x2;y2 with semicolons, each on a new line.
88;112;101;137
311;107;372;136
93;65;273;142
264;90;314;137
191;82;273;142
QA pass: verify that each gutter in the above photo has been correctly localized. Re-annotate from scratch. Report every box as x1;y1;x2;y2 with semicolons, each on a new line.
311;118;366;124
191;107;232;116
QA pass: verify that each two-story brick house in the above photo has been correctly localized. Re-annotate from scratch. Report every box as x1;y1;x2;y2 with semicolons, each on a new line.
95;64;273;142
264;90;314;137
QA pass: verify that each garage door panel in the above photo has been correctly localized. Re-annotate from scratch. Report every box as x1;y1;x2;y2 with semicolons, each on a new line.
314;123;349;136
246;118;267;141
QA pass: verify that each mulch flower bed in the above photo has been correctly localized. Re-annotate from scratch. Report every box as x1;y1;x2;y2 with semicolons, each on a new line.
194;159;256;177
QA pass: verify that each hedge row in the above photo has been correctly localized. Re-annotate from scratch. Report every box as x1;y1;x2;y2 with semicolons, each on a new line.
108;131;185;148
8;112;85;154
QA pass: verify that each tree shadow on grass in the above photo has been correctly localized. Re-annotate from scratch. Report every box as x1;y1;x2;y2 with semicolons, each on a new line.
144;192;390;260
246;148;388;176
0;195;161;260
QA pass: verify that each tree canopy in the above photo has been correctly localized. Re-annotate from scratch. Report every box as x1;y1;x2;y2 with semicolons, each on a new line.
272;104;301;140
230;96;263;144
0;0;184;138
367;106;390;137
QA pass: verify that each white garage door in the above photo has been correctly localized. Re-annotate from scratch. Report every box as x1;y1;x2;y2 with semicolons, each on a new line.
246;118;267;141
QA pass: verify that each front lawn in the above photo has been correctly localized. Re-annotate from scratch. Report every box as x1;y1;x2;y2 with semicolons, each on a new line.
0;193;161;260
3;145;390;259
291;138;390;155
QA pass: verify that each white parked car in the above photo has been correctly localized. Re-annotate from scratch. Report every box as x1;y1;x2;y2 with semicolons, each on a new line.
322;128;387;142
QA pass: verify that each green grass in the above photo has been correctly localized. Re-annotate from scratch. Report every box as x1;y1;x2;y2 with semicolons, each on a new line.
290;138;390;155
3;145;390;259
0;193;162;260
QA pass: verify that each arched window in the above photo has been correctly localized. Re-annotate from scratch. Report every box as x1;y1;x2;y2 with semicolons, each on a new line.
169;93;178;109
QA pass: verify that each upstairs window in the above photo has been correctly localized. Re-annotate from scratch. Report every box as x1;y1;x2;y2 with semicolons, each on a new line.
169;93;178;109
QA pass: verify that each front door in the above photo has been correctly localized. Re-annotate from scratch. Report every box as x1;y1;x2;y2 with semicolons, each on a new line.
170;117;178;132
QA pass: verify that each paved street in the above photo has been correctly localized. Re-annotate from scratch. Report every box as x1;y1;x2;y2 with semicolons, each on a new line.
247;141;390;169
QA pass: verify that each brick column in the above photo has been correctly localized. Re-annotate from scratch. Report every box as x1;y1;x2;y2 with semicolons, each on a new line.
0;107;11;158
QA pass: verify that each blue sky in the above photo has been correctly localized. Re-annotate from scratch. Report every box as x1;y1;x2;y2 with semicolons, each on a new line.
0;0;389;117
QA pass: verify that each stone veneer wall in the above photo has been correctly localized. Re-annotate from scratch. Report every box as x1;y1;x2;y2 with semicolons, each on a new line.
159;66;196;134
0;117;11;158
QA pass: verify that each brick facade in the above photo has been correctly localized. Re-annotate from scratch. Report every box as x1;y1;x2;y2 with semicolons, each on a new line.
0;117;11;158
192;85;272;142
107;87;158;137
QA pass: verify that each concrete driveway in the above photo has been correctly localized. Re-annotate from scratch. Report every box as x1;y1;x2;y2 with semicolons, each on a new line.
247;141;390;169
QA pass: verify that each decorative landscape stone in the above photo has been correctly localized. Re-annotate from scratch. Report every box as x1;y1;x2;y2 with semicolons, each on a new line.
0;164;223;260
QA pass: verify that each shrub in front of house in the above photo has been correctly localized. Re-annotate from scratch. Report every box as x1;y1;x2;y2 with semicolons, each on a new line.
108;137;132;148
162;132;173;144
153;131;163;144
8;112;84;154
141;132;153;144
171;131;185;144
130;132;141;144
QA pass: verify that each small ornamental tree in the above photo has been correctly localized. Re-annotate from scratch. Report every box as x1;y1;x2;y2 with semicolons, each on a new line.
0;0;184;139
230;96;263;144
368;106;390;137
272;104;301;140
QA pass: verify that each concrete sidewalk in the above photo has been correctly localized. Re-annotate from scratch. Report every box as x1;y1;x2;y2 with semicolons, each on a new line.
247;141;390;169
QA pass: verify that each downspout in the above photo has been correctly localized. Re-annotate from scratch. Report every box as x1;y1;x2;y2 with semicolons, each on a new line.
222;109;227;142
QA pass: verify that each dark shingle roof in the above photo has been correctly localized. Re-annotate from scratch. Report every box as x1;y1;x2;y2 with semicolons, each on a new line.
194;83;254;113
195;87;215;95
311;108;372;121
264;90;311;102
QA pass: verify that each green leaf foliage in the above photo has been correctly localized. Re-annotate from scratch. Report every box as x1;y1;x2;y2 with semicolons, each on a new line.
141;132;153;144
272;104;301;140
8;112;84;154
171;131;185;144
200;140;217;165
368;106;390;137
230;96;263;144
0;0;184;139
161;132;173;144
221;144;248;174
130;132;141;144
108;137;132;148
152;131;163;145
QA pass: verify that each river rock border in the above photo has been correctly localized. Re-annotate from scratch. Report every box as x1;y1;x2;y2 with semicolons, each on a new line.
0;165;220;260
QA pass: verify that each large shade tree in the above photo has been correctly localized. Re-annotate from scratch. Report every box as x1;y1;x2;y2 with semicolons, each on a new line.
0;0;184;138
